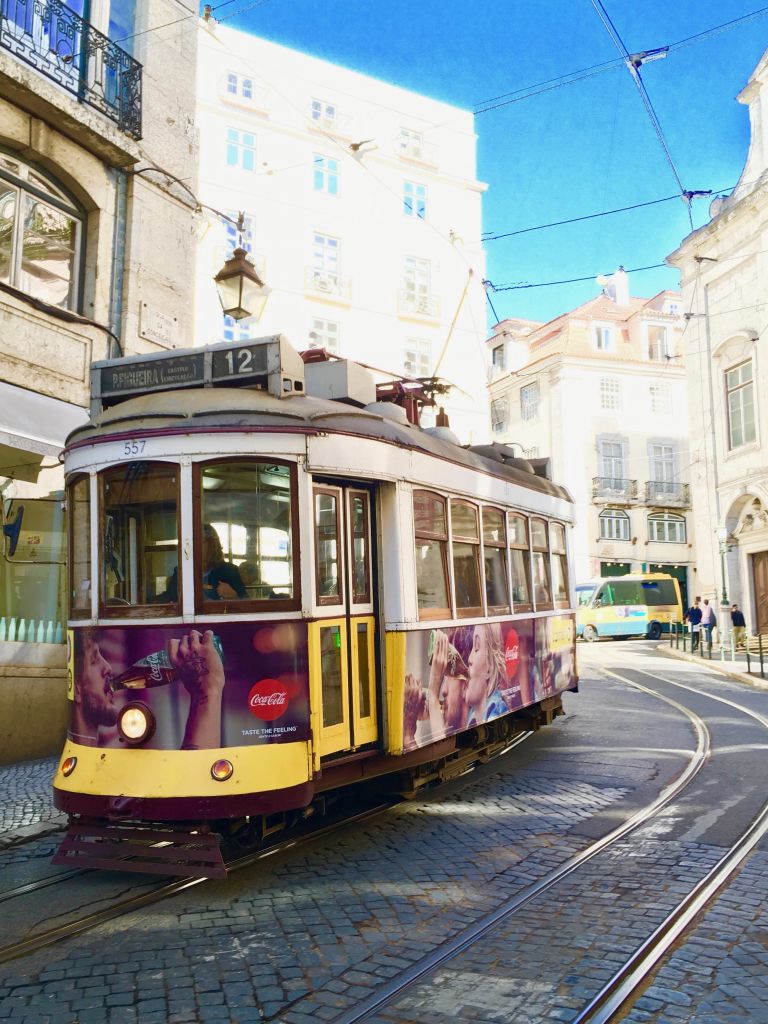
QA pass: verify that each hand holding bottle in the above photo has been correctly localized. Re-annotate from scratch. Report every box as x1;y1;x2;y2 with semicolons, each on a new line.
169;630;225;700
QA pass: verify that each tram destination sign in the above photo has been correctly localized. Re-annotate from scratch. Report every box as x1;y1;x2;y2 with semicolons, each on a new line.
100;353;206;397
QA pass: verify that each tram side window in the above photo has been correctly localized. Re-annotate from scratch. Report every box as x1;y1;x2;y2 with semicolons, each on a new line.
199;461;295;609
508;514;531;609
68;475;91;618
314;488;342;605
413;490;450;619
101;462;180;612
482;506;509;614
350;491;371;604
451;500;482;617
550;522;569;608
531;517;552;609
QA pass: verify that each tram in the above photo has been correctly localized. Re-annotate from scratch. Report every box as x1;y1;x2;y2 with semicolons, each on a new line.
52;336;578;876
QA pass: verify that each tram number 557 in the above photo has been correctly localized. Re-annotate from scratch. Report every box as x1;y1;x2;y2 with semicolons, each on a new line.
121;439;146;457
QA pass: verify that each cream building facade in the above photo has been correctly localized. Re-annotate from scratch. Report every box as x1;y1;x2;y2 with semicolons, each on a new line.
668;47;768;635
487;271;692;604
195;20;489;443
0;2;199;761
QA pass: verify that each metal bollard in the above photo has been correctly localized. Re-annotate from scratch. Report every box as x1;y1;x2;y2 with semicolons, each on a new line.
760;634;765;680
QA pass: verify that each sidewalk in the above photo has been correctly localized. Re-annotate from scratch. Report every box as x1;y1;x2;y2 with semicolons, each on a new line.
660;641;768;689
0;755;66;849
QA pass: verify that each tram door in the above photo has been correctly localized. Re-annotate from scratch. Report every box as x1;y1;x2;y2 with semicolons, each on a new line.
310;484;378;759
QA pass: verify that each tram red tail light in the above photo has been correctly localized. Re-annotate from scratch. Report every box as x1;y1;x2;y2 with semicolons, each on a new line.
211;759;234;781
118;703;156;746
61;756;77;777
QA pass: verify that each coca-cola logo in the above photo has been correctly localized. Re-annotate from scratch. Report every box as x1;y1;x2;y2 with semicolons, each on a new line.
505;628;520;680
247;678;289;721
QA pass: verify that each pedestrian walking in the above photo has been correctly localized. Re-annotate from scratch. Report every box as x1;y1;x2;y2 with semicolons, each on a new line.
685;596;703;651
701;599;716;647
731;604;746;649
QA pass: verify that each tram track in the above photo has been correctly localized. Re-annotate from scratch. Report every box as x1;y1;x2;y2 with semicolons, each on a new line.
327;657;768;1024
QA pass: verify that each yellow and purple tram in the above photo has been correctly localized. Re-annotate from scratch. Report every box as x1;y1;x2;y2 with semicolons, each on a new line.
53;336;577;875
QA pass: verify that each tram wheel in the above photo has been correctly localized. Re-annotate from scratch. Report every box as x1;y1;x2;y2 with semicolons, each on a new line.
583;624;598;643
647;621;662;641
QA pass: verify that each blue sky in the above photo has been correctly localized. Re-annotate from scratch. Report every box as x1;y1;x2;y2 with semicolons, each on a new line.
213;0;768;326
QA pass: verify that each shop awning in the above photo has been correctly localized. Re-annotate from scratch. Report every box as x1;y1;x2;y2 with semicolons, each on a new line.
0;382;88;483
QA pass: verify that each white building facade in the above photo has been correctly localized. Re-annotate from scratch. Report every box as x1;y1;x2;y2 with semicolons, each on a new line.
487;273;692;604
668;47;768;634
195;21;489;443
0;1;199;761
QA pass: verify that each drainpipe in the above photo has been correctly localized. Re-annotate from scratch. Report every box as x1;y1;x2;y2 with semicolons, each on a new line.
108;167;128;358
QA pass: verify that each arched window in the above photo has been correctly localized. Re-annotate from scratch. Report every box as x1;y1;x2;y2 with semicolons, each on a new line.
648;512;686;544
0;152;82;310
599;508;630;541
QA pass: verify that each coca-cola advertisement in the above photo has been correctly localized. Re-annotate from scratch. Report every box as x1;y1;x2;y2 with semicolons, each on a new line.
403;615;576;751
68;621;309;750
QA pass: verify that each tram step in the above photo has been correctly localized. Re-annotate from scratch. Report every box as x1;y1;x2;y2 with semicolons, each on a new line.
52;817;227;878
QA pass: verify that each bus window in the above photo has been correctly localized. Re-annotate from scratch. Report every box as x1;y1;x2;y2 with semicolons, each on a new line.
451;500;482;617
483;507;509;614
413;490;450;619
642;579;678;606
509;514;531;610
531;517;552;609
101;462;179;613
576;585;596;608
198;460;296;610
550;522;569;608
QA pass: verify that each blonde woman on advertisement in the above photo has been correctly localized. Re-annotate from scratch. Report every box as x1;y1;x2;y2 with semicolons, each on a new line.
466;623;508;726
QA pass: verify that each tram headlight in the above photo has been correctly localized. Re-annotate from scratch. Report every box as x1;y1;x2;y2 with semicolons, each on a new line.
118;703;156;746
61;756;77;777
211;759;234;782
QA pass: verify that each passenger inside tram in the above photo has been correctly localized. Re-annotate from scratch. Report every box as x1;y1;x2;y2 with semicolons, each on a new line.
201;523;247;600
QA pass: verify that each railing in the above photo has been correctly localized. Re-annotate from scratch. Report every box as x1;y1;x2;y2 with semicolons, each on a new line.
645;481;691;506
304;267;352;301
669;621;767;679
592;477;638;503
0;0;142;139
397;289;441;320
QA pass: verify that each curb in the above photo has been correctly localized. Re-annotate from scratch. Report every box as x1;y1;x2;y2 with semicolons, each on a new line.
0;814;67;851
659;644;768;689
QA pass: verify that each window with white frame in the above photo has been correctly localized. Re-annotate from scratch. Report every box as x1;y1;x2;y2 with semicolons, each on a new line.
226;72;253;100
309;318;339;353
520;382;539;421
404;256;430;305
648;326;668;361
595;325;613;351
313;154;339;196
226;128;256;171
399;127;423;159
726;360;756;449
524;445;539;459
311;98;336;126
650;384;671;414
403;181;426;219
0;152;82;310
667;301;680;316
600;377;621;410
648;512;686;543
492;344;505;372
404;338;431;376
312;232;340;287
222;315;253;344
650;443;675;484
599;508;630;541
599;439;625;482
490;397;508;434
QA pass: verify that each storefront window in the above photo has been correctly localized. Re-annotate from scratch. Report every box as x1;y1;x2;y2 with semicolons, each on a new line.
1;495;66;642
200;460;296;610
101;462;179;613
68;475;91;618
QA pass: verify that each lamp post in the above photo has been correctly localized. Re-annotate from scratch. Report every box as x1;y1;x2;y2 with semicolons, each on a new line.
716;524;730;648
213;212;269;322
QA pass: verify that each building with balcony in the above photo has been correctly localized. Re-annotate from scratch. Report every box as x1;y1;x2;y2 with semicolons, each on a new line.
487;269;693;603
0;0;199;761
195;20;489;443
668;46;768;634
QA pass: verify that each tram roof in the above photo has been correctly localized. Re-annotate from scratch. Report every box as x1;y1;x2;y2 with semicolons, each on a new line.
66;386;573;502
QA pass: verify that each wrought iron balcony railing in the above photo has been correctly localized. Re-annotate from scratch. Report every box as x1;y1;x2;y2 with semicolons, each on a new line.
1;0;142;139
304;267;352;301
397;289;441;320
592;477;638;503
645;481;691;507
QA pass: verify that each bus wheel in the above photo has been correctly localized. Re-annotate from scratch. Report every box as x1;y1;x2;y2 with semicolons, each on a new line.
583;625;598;642
647;622;662;641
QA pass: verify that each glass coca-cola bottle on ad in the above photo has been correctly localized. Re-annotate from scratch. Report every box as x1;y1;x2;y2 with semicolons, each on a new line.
110;635;224;691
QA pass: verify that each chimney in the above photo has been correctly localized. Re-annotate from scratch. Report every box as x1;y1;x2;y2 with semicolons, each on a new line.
612;266;629;305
